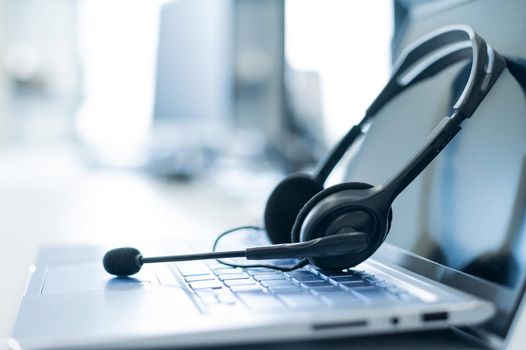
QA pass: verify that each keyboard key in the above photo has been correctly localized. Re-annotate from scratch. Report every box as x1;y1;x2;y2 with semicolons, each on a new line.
279;293;324;309
291;275;325;282
268;286;304;294
185;275;215;282
210;263;236;269
237;291;285;311
329;275;363;282
224;279;256;287
206;262;228;269
310;286;345;296
217;273;249;281
301;281;332;288
260;280;296;288
213;267;244;275
253;274;287;282
245;268;279;275
230;285;264;293
339;281;372;290
189;280;223;290
175;261;210;276
286;270;318;277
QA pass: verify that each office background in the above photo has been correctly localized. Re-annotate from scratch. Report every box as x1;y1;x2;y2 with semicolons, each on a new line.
1;0;526;349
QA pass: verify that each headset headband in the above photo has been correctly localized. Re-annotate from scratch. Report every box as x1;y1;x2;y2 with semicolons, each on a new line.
314;25;506;184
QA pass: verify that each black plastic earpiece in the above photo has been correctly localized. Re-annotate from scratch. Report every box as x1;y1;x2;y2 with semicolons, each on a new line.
292;182;393;270
264;174;323;244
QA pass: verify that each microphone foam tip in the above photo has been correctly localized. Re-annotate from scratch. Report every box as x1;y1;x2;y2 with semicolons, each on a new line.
103;247;143;276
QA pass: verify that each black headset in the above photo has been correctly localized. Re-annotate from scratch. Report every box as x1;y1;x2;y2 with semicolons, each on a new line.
103;25;507;277
262;24;506;269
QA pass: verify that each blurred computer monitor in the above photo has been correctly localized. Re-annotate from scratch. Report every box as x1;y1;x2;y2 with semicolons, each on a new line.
154;0;233;125
149;0;332;178
146;0;233;177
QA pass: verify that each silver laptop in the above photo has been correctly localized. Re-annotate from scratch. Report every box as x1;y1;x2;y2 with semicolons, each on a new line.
7;64;526;346
9;3;526;350
8;93;526;350
8;46;526;350
6;239;494;350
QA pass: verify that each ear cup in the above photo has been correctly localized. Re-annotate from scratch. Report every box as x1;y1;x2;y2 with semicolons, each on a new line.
264;174;323;244
290;182;376;243
290;181;393;270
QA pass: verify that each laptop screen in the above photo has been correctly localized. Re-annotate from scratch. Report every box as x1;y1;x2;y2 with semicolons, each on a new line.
343;1;526;340
390;64;525;340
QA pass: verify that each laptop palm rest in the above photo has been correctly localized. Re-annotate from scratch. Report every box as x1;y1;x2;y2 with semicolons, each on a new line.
41;262;155;295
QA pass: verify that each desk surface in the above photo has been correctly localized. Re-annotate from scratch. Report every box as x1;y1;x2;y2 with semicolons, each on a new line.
0;146;523;350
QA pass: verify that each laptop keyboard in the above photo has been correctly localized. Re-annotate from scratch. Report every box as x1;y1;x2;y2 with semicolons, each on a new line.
172;261;421;313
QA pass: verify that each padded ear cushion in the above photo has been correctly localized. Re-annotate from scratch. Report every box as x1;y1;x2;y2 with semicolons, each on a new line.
264;174;323;244
290;182;372;243
291;182;393;243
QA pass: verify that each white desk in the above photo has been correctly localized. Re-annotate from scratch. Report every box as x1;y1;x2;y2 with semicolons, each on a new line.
1;146;525;349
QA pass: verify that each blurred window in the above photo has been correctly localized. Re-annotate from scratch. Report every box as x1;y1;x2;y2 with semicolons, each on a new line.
285;0;393;143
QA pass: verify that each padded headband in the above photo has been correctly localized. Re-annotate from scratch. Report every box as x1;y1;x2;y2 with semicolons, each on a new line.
313;25;506;185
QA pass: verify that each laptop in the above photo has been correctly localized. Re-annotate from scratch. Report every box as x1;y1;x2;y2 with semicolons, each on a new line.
8;1;526;349
8;55;526;350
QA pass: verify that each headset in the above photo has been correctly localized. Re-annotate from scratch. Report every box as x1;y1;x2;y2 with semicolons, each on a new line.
103;25;507;277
